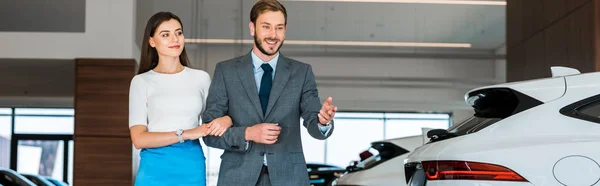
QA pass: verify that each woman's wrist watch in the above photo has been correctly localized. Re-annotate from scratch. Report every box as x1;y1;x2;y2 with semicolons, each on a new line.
176;129;184;143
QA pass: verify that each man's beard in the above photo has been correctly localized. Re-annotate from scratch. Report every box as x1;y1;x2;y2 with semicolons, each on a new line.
254;35;283;56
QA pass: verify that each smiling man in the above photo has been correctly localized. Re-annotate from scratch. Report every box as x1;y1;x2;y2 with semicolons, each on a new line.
201;0;339;185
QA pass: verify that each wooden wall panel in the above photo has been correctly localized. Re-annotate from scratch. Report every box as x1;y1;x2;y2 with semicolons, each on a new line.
521;0;545;40
74;137;132;186
544;0;570;26
75;59;134;137
507;0;522;48
595;0;600;71
544;11;570;68
507;45;526;82
567;2;596;73
524;33;547;79
508;0;599;81
576;0;595;10
74;58;136;186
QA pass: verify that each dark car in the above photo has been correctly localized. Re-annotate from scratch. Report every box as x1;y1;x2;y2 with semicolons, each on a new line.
21;174;55;186
0;168;36;186
44;177;69;186
307;163;345;186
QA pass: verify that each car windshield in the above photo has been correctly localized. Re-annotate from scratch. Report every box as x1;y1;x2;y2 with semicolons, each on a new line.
350;141;409;172
447;116;502;136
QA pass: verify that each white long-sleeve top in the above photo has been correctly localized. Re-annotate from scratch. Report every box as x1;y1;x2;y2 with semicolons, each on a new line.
128;67;211;132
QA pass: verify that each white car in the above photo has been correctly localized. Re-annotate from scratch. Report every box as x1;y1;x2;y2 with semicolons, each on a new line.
333;134;427;186
405;67;600;186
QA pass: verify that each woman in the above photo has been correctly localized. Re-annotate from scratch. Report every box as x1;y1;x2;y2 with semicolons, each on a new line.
129;12;231;186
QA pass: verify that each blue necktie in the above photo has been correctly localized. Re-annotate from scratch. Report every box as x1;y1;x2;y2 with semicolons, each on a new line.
259;63;273;114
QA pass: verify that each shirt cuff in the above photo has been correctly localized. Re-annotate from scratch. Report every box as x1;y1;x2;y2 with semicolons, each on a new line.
318;124;332;136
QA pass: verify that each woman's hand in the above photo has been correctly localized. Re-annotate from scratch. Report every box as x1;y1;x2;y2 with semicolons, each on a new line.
207;115;233;136
183;124;211;140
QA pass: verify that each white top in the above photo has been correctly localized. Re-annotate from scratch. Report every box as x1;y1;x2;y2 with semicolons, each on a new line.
128;67;211;132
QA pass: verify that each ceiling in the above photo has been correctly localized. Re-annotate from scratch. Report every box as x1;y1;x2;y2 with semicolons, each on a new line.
0;0;85;32
137;0;506;52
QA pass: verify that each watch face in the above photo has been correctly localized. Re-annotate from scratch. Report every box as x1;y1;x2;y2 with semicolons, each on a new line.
176;129;183;135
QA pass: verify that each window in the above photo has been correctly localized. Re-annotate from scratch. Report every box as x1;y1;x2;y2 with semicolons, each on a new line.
14;108;74;135
577;102;600;119
206;147;223;186
301;119;325;164
0;108;11;169
17;140;63;179
68;140;73;185
321;112;450;168
561;95;600;124
8;108;74;185
201;111;451;181
385;113;449;139
326;113;384;168
448;116;501;136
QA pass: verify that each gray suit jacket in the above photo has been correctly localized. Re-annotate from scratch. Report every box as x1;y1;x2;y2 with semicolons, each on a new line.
202;52;334;186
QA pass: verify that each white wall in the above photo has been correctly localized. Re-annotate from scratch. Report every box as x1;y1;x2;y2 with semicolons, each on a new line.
0;0;137;59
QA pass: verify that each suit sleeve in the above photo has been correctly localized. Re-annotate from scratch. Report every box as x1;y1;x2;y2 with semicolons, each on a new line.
300;64;334;140
202;63;249;152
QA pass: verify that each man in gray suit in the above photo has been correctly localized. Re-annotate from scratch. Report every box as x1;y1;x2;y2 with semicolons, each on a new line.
201;0;337;185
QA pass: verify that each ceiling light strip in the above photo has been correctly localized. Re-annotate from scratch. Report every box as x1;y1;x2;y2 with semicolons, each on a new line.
185;39;471;48
281;0;506;6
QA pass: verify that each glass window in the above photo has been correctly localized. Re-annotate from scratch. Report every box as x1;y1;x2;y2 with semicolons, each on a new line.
385;119;449;139
0;108;10;115
325;118;384;168
301;122;325;164
385;113;449;120
15;108;74;135
206;147;223;186
0;108;11;169
68;140;73;185
52;142;64;181
578;102;600;119
15;108;73;116
199;111;452;182
448;116;501;136
17;140;63;177
334;112;384;119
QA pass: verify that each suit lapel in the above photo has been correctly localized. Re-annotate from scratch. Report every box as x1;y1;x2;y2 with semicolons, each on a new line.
236;53;264;120
264;55;293;118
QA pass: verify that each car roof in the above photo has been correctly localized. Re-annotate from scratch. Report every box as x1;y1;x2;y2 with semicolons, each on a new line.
374;135;425;152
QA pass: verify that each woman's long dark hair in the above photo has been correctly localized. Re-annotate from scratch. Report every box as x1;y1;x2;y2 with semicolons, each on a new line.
138;12;190;74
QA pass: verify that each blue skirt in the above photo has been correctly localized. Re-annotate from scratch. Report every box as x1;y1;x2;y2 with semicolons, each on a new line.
135;140;206;186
